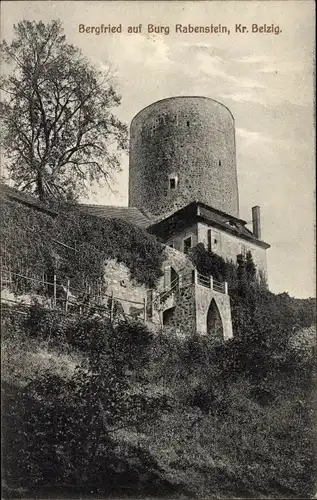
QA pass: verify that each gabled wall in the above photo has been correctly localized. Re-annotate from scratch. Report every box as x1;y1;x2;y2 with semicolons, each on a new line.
197;222;268;278
165;224;198;253
161;221;268;281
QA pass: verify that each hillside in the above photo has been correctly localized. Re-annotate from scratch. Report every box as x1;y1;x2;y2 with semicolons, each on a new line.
2;301;315;499
1;200;316;499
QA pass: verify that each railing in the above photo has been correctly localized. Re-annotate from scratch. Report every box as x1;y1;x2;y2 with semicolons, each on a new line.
159;276;180;302
1;267;150;322
158;269;228;304
197;272;211;288
194;270;228;295
213;279;227;294
158;269;195;305
1;264;228;326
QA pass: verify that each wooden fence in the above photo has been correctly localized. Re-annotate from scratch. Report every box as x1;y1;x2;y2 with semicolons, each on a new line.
0;267;148;322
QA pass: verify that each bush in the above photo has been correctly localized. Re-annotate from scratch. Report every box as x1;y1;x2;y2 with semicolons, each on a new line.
2;240;316;499
2;306;175;497
1;199;165;291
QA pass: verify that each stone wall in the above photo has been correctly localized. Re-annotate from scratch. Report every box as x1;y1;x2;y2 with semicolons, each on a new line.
102;260;161;324
102;248;195;329
158;246;233;340
129;96;239;219
103;260;146;305
161;284;197;337
165;224;198;254
156;246;196;335
195;284;233;340
101;249;234;340
159;245;195;288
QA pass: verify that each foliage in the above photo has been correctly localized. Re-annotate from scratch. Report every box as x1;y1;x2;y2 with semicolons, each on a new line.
188;242;315;340
1;199;164;289
245;250;257;281
2;308;173;497
188;243;259;291
230;282;316;343
2;295;316;499
0;20;128;202
1;199;56;288
188;242;235;282
145;322;316;498
1;243;316;499
57;210;165;289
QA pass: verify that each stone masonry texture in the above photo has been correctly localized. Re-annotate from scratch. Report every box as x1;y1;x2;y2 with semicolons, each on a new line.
129;96;239;219
195;285;233;340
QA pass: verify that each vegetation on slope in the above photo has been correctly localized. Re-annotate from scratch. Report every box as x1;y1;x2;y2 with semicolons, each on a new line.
1;199;164;289
2;253;316;499
2;308;174;498
2;214;316;499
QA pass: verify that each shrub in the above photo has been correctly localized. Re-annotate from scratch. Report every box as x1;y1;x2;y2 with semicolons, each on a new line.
2;307;173;496
1;199;165;290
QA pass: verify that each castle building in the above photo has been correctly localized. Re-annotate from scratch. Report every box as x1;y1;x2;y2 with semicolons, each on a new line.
126;96;270;339
129;96;269;275
77;96;270;340
1;96;270;342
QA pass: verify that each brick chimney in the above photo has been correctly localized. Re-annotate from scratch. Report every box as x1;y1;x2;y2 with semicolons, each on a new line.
252;206;261;239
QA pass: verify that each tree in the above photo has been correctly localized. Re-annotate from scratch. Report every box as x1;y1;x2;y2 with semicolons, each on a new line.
2;311;171;494
188;243;230;282
245;250;257;282
0;20;128;202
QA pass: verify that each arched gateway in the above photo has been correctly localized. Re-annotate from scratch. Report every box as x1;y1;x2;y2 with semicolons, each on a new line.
206;298;224;341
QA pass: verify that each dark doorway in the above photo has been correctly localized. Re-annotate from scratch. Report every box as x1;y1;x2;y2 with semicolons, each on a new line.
163;306;176;326
206;299;223;341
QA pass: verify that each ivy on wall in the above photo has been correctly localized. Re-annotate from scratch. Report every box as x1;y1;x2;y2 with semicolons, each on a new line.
1;199;165;291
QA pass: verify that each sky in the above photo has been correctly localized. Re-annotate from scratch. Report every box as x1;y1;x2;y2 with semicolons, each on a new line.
1;0;315;298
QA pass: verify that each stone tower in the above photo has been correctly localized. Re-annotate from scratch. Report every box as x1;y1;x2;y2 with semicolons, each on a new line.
127;96;270;341
129;96;239;219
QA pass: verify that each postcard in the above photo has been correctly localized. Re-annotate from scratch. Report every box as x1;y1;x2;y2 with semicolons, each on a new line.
1;1;315;499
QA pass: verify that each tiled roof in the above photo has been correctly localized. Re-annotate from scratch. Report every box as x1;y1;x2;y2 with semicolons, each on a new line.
198;204;254;239
148;201;270;249
0;183;58;216
1;183;153;227
1;183;269;248
77;204;153;228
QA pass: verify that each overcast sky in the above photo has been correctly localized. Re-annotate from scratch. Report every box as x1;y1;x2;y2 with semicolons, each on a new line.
1;0;315;298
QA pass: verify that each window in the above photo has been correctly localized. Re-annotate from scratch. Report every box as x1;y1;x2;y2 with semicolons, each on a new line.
207;229;212;253
187;120;190;127
208;230;220;252
219;160;221;166
168;174;178;190
225;220;237;228
183;236;192;254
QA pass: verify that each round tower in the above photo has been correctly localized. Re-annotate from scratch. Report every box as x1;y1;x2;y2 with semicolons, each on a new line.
129;96;239;219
